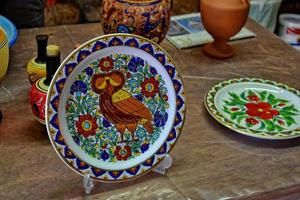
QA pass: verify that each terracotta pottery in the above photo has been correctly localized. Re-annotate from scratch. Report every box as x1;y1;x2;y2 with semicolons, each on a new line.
27;35;49;84
0;27;9;82
200;0;250;58
101;0;171;43
29;45;60;124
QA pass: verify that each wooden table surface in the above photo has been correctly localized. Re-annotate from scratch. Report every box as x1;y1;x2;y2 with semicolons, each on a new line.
1;19;300;200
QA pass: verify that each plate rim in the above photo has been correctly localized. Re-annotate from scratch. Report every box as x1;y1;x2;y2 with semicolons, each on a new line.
204;77;300;140
45;33;186;182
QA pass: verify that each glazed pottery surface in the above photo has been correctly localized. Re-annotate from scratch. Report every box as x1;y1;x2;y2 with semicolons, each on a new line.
27;58;47;84
200;0;250;58
29;45;60;125
46;34;186;182
101;0;171;43
27;35;49;84
205;78;300;139
0;15;17;47
29;77;48;124
0;27;9;82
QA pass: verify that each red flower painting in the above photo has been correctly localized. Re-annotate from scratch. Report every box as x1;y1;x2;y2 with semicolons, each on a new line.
247;95;260;101
222;89;298;132
99;56;114;72
231;107;239;111
246;117;259;125
141;77;159;97
114;146;132;161
76;114;98;138
246;102;279;120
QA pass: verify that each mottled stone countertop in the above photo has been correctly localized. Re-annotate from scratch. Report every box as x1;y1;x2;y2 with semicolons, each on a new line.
1;19;300;199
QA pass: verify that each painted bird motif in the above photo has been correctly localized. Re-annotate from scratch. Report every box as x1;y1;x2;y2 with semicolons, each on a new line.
91;71;154;142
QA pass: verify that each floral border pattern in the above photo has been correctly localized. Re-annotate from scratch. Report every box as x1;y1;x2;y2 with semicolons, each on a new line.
205;78;300;139
46;34;186;182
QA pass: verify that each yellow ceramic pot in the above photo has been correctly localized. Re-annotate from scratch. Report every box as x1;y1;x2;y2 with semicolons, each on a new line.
0;27;9;82
26;35;49;84
27;58;47;84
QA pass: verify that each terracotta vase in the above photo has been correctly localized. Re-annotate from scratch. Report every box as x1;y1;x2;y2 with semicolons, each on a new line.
0;27;9;82
200;0;250;58
26;35;49;84
29;45;60;124
101;0;171;43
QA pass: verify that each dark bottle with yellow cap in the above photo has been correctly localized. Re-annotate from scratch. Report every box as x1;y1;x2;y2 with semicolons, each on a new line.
29;45;60;124
26;35;49;84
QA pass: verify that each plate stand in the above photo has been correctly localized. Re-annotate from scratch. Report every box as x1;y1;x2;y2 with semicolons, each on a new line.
152;153;173;175
83;154;173;194
83;173;94;194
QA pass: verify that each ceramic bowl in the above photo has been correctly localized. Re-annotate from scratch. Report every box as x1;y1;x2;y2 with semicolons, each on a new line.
0;27;9;82
0;15;17;47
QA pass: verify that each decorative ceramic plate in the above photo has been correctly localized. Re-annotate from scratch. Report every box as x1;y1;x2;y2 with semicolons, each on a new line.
205;78;300;139
46;34;186;182
0;15;17;47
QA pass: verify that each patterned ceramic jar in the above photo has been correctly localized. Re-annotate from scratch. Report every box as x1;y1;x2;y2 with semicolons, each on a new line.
0;27;9;82
26;35;49;84
29;77;48;124
29;45;60;124
101;0;171;43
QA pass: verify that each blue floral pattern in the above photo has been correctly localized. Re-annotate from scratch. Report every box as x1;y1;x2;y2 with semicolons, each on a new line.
85;67;93;76
117;24;130;33
128;57;144;72
154;111;168;127
70;80;87;95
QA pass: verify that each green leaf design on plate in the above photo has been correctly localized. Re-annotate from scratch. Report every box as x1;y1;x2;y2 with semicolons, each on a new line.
259;91;268;101
222;89;299;133
264;120;275;131
240;91;248;101
237;115;247;124
228;92;246;106
267;93;277;105
258;120;266;130
230;112;245;120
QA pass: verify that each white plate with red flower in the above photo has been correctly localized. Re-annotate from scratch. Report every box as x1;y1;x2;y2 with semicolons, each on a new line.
205;78;300;139
46;34;186;182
